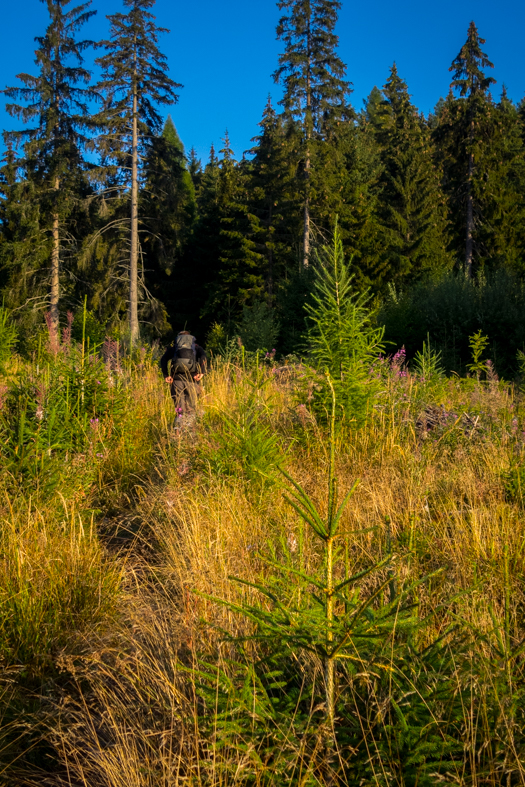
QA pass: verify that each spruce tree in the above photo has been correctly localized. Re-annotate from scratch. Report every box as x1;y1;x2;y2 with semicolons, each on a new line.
373;65;450;285
248;96;299;297
2;0;97;330
214;134;264;319
476;89;525;271
140;117;196;332
95;0;181;343
447;20;496;275
273;0;351;266
179;145;222;333
186;137;264;334
0;144;44;310
361;86;383;131
188;147;203;193
143;115;195;275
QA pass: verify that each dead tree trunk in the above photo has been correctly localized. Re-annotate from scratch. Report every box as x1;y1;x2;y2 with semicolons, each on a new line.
129;40;139;344
50;176;60;331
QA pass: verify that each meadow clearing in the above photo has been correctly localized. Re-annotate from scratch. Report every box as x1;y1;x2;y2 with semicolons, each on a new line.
1;324;524;786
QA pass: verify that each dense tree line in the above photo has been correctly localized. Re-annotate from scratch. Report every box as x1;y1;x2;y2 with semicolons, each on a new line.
1;0;524;352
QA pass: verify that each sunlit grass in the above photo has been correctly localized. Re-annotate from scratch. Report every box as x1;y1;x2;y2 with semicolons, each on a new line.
2;349;525;783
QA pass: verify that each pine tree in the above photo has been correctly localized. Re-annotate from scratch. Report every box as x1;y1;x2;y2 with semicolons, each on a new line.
177;145;222;334
447;20;496;275
139;117;196;333
373;64;450;286
361;86;383;131
214;133;264;318
248;96;299;297
1;0;97;330
188;147;203;193
475;89;525;271
95;0;181;343
273;0;351;266
143;115;195;274
0;144;46;319
332;88;384;291
185;137;265;334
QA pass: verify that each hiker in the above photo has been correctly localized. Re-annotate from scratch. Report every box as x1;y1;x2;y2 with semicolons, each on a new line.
160;331;207;417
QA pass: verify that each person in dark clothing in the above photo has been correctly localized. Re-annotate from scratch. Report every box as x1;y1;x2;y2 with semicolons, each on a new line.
160;331;207;417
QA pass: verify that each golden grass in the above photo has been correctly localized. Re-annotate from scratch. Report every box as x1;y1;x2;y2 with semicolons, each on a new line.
3;358;525;784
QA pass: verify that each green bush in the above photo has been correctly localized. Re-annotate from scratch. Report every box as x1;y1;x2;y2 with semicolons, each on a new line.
0;307;18;373
0;342;125;495
237;301;280;353
72;309;106;347
379;268;525;375
203;375;284;485
502;464;525;505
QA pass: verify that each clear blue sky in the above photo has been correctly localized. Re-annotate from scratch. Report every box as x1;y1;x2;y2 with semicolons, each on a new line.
1;0;524;165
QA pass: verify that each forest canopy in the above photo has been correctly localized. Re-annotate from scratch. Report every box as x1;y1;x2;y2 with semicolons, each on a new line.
1;0;524;369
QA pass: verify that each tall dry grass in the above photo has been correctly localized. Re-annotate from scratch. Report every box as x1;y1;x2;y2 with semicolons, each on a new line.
2;355;525;784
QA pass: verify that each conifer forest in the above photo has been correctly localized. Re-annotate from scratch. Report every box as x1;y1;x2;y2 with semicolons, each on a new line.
2;0;525;784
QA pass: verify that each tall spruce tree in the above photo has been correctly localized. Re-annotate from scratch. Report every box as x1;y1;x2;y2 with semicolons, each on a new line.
209;134;264;324
180;145;221;333
188;147;203;201
339;115;384;290
273;0;351;266
0;144;47;319
140;117;196;332
248;96;299;297
476;89;525;271
373;65;450;285
143;115;195;274
2;0;97;330
447;20;496;275
95;0;181;343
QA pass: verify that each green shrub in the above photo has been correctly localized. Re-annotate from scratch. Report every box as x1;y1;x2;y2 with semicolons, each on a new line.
203;375;284;485
237;301;280;353
502;465;525;505
379;268;525;375
0;307;18;373
0;342;125;495
72;309;106;347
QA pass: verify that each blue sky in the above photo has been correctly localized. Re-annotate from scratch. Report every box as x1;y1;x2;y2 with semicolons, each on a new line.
1;0;524;165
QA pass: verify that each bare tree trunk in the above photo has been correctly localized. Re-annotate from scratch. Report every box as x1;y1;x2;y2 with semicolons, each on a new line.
303;186;310;268
129;43;139;345
50;176;60;331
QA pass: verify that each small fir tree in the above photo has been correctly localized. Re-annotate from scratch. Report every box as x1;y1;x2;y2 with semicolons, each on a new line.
305;223;384;426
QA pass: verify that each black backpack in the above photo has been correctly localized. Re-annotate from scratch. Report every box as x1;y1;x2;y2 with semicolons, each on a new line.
171;333;197;375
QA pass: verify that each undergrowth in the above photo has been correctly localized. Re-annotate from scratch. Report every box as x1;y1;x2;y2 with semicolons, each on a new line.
1;315;525;784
